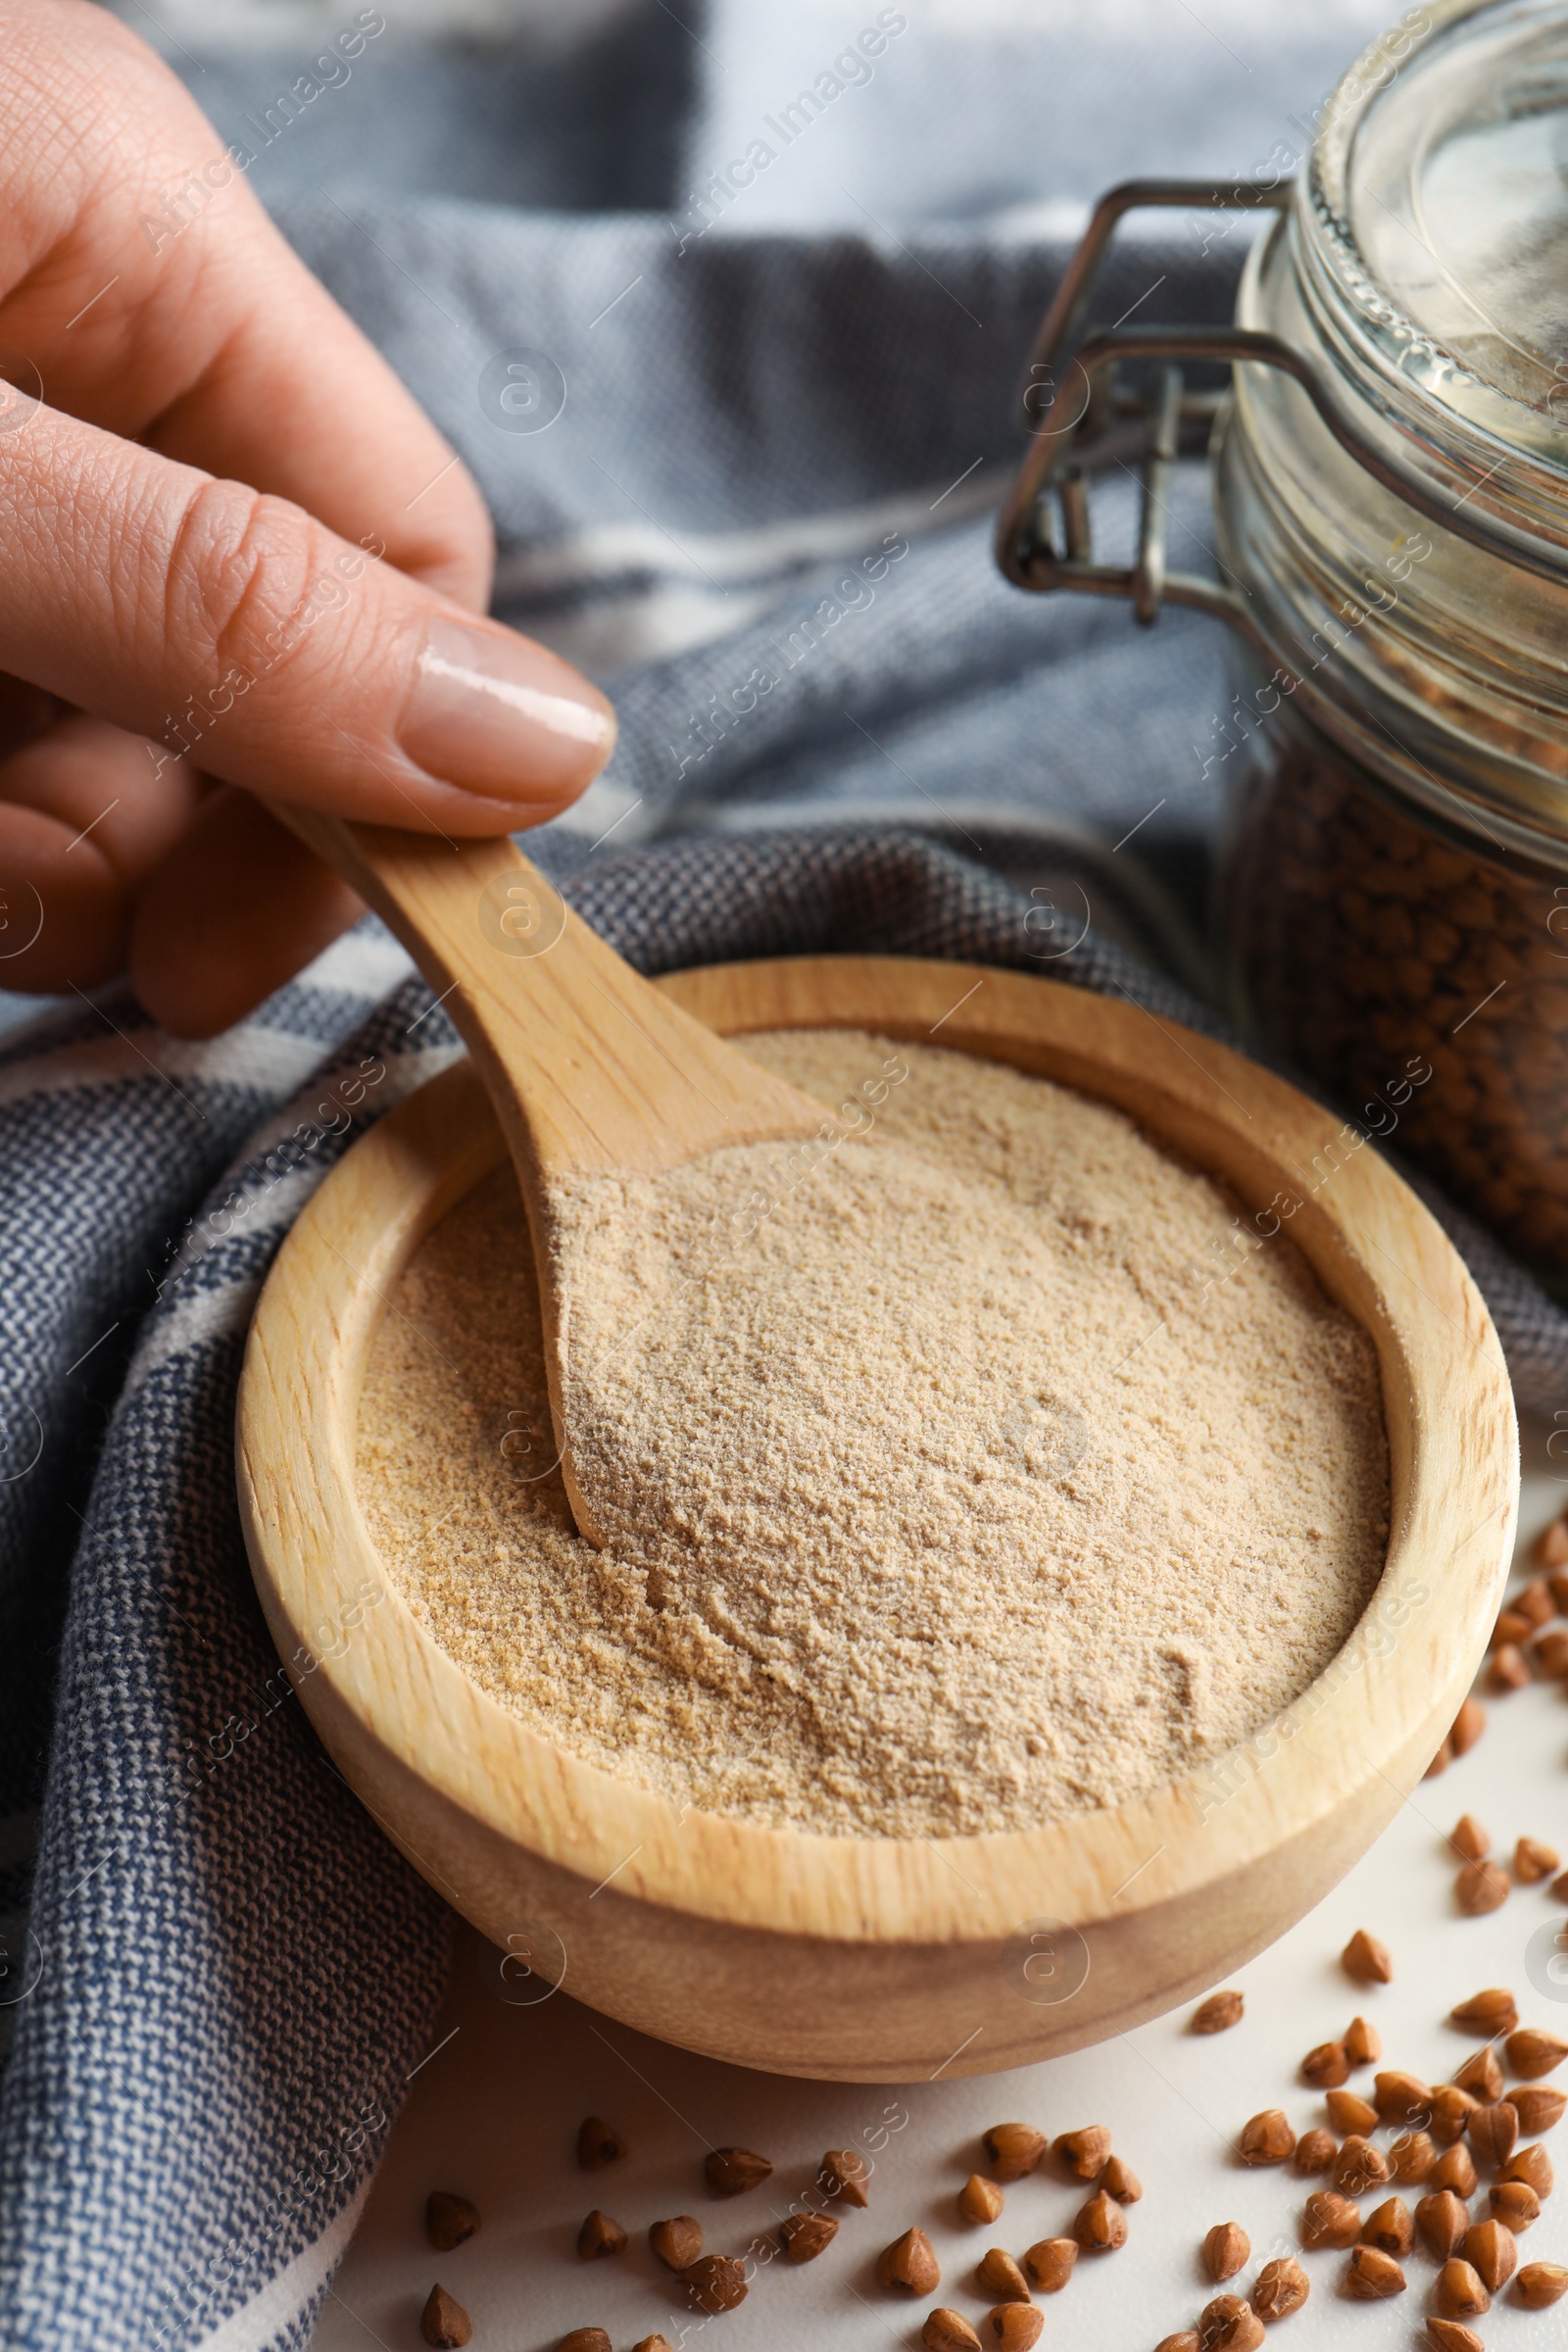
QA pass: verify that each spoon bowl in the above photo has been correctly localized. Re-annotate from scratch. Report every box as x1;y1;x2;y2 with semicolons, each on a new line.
270;811;823;1543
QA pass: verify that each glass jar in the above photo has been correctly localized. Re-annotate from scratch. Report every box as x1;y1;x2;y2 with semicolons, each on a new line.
996;0;1568;1279
1223;703;1568;1268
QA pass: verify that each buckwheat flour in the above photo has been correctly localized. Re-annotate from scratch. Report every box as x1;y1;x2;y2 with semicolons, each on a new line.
358;1029;1389;1837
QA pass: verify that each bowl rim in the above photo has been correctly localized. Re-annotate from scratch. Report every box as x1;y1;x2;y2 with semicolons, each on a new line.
236;954;1517;1949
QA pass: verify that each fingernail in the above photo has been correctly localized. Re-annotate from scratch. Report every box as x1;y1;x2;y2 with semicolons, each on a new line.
399;616;615;803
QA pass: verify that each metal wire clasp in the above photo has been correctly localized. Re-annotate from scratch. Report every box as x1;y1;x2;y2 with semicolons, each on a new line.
995;175;1568;630
993;178;1293;631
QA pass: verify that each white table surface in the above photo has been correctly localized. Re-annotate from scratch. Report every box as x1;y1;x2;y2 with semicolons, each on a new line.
313;1415;1568;2352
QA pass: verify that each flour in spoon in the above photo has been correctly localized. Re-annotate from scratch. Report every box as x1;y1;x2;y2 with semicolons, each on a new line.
359;1029;1388;1837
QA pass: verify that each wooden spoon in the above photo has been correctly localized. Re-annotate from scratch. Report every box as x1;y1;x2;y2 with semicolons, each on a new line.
272;808;823;1544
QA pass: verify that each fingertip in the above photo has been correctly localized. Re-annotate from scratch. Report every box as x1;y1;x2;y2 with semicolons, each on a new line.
0;798;128;991
395;460;496;612
129;788;364;1037
0;715;204;994
395;616;617;810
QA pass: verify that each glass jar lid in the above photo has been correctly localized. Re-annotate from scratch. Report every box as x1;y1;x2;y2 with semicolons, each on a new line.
1306;0;1568;559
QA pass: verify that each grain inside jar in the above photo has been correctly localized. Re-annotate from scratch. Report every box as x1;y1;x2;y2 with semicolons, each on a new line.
1224;719;1568;1272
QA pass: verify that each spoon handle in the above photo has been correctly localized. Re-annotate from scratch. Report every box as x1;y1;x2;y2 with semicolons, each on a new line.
270;804;820;1187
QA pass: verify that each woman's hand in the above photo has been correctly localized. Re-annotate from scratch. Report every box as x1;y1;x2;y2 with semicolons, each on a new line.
0;0;614;1036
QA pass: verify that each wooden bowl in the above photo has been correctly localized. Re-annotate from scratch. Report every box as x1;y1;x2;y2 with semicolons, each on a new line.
237;956;1517;2082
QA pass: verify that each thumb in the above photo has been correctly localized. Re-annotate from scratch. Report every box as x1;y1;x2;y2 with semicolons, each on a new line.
0;401;615;829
